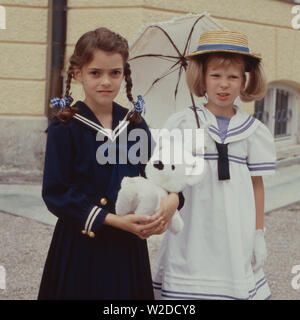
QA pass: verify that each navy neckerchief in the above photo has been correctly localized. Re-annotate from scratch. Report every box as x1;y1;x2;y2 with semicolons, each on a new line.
215;141;230;180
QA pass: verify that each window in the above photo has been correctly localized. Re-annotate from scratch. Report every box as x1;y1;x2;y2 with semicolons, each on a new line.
254;98;267;124
274;89;290;137
253;84;298;144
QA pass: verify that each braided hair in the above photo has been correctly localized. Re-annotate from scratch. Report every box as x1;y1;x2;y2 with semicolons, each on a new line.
124;62;141;123
55;65;78;123
55;27;141;123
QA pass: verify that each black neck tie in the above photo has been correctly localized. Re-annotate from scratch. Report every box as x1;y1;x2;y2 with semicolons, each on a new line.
215;142;230;180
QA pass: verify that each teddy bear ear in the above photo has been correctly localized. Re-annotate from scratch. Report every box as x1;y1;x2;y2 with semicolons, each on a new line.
151;137;169;162
182;126;209;157
155;135;170;152
186;157;206;186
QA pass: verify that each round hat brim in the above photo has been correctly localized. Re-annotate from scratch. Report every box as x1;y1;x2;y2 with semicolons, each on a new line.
185;49;261;61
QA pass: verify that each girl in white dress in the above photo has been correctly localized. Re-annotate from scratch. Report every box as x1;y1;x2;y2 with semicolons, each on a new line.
152;30;276;300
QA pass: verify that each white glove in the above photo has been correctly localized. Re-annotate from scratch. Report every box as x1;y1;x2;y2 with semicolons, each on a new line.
251;229;267;273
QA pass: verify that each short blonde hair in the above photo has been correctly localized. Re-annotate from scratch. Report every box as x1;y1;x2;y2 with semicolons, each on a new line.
186;52;267;102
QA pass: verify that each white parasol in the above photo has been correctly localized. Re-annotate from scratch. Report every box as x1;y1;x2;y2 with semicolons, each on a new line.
129;12;225;129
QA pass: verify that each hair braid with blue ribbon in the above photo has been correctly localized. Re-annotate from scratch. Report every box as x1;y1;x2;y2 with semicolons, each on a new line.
49;96;74;111
133;95;145;115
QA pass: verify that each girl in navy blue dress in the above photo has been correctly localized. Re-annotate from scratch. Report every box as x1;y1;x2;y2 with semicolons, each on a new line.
38;27;183;300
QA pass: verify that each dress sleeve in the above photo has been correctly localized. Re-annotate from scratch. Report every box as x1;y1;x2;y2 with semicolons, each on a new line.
42;119;109;235
247;121;276;176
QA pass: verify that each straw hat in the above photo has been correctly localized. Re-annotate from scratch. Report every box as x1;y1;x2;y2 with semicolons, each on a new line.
185;30;261;61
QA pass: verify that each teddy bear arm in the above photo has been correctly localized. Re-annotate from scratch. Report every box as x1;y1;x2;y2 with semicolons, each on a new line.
168;210;184;234
115;177;139;215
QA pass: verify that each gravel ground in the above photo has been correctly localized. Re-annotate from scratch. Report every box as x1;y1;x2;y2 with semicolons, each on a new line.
0;202;300;300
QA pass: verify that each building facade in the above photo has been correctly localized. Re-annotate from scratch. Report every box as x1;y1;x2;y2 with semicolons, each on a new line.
0;0;299;178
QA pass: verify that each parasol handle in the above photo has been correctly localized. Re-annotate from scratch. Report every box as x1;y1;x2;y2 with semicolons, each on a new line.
190;92;201;129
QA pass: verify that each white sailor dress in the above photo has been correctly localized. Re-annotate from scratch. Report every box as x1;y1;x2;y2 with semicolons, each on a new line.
153;104;276;300
38;101;155;300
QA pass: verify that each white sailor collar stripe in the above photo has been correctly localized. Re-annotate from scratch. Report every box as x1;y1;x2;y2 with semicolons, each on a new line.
73;113;130;142
189;105;259;144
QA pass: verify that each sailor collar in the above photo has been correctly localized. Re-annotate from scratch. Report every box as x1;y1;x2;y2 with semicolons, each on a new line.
73;101;130;141
189;104;260;144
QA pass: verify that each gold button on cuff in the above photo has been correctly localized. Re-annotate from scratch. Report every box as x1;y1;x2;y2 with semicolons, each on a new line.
100;197;107;206
88;231;95;238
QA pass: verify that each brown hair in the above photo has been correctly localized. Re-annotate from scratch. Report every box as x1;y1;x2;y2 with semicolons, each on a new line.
55;27;141;123
186;52;267;103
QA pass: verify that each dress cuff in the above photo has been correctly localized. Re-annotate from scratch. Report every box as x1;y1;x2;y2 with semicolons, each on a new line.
81;205;109;238
248;162;275;176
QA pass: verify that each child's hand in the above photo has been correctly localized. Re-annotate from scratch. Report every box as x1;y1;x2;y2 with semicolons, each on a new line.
252;229;267;273
142;193;179;237
119;213;164;240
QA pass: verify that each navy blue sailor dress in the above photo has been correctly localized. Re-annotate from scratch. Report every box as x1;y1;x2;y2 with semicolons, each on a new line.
38;101;155;300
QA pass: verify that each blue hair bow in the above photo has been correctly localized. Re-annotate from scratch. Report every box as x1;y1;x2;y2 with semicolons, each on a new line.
50;96;73;111
133;95;145;115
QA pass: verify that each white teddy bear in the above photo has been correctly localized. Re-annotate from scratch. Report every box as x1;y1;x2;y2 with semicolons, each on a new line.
115;133;206;234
